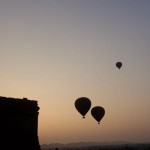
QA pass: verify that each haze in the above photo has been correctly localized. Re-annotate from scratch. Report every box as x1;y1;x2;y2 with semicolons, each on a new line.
0;0;150;144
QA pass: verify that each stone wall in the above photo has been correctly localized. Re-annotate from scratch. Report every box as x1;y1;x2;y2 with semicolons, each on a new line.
0;96;41;150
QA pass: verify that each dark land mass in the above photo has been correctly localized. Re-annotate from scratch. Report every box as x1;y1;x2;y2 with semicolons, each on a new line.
41;142;150;150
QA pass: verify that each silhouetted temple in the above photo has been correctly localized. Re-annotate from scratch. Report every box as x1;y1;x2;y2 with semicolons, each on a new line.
0;96;41;150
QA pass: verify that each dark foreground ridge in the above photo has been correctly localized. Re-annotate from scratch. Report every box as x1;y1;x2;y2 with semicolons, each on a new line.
0;96;41;150
41;142;150;150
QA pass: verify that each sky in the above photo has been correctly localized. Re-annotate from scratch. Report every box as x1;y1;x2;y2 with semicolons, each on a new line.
0;0;150;144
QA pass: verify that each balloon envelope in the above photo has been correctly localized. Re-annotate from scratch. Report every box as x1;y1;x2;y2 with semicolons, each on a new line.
91;106;105;124
75;97;91;118
116;62;122;69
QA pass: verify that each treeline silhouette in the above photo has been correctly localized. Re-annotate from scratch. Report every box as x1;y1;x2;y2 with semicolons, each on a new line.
41;144;150;150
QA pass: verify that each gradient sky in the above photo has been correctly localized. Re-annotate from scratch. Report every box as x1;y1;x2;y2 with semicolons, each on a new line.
0;0;150;144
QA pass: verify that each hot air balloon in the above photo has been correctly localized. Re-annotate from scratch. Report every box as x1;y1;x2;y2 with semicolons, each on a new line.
116;62;122;69
75;97;91;118
91;106;105;124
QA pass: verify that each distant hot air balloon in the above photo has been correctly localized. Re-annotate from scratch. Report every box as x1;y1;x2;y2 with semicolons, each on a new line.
75;97;91;118
116;62;122;69
91;106;105;124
